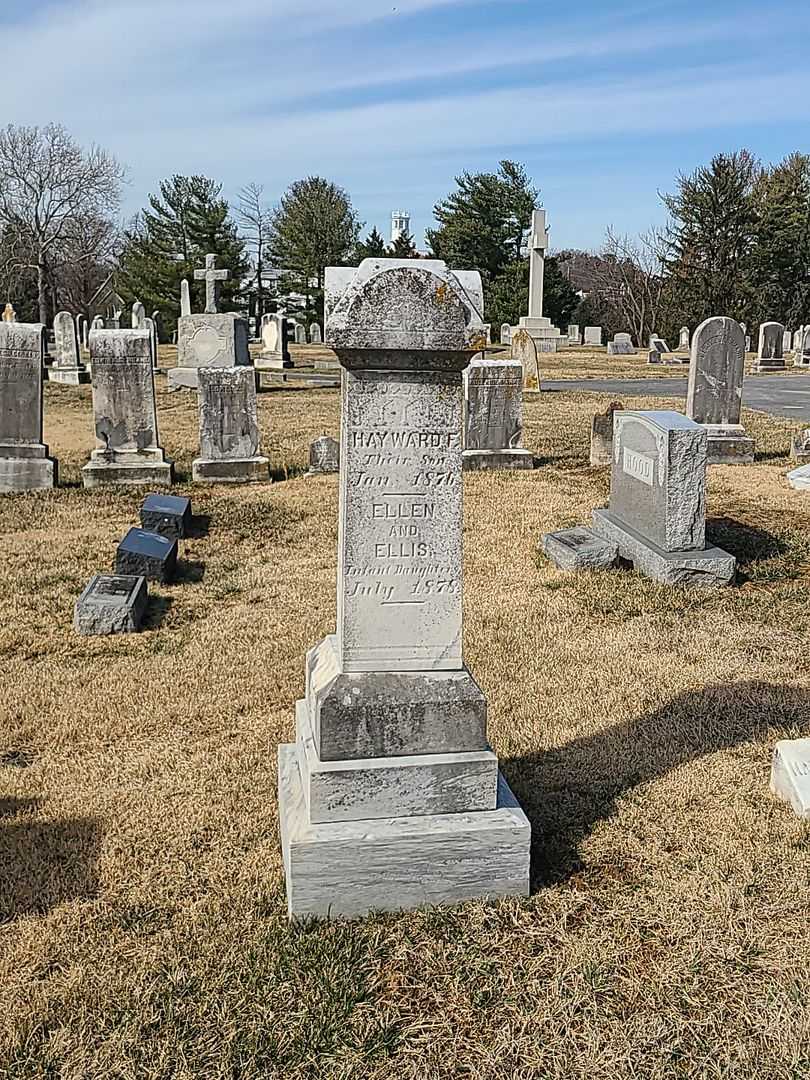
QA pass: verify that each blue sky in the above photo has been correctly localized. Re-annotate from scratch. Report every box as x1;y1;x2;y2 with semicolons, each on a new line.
3;0;810;253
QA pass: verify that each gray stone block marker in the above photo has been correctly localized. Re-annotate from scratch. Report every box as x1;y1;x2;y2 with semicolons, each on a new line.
463;357;534;471
115;527;178;583
0;322;58;493
541;528;618;572
140;493;192;539
49;310;89;385
307;436;339;475
754;321;786;372
74;574;148;636
192;367;268;483
770;739;810;818
83;329;173;489
277;258;530;920
256;314;292;371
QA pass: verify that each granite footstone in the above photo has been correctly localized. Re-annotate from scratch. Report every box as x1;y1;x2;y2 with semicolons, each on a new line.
140;493;193;539
74;574;148;636
541;527;618;572
115;527;178;583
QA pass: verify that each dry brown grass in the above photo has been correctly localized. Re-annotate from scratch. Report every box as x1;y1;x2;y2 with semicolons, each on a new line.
1;378;810;1079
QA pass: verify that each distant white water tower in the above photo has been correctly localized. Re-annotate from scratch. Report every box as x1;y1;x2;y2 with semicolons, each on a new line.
391;210;411;243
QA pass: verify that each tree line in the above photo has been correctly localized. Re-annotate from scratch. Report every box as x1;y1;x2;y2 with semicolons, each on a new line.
1;124;809;346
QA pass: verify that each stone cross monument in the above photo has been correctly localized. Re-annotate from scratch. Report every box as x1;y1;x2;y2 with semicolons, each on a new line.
194;254;229;315
277;258;531;921
528;209;547;321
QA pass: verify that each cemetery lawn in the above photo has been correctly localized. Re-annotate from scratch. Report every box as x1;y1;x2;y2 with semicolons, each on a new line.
2;379;810;1079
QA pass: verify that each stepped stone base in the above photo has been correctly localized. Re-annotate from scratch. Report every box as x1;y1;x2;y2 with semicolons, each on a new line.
591;509;736;588
751;360;786;373
703;425;755;465
192;456;269;483
255;356;293;370
0;453;57;493
462;448;534;471
278;744;531;920
82;457;173;489
47;367;90;385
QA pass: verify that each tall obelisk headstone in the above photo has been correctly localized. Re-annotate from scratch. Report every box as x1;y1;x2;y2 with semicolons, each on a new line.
0;323;57;492
687;316;754;464
83;329;173;488
277;258;530;920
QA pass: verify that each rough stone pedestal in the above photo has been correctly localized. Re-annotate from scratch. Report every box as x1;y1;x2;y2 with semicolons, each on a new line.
278;258;530;920
704;425;755;465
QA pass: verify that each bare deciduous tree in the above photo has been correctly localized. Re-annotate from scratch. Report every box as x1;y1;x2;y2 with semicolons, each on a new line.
590;227;668;346
0;123;125;323
237;182;273;336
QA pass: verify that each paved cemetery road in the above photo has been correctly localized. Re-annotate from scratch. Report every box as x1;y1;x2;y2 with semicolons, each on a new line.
544;375;810;422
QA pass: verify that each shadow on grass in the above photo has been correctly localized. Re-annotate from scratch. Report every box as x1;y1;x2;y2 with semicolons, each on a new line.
144;595;174;628
175;559;206;584
504;680;804;892
707;516;788;565
0;800;101;922
187;514;211;540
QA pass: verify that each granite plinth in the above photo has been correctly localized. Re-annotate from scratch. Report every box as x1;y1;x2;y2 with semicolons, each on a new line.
0;454;56;494
255;356;293;371
306;636;488;760
140;493;192;539
192;456;269;483
462;449;534;471
74;574;148;636
592;508;735;587
278;744;531;920
770;739;810;819
542;528;618;572
47;367;90;385
296;700;498;824
115;527;178;583
704;425;755;465
83;455;173;489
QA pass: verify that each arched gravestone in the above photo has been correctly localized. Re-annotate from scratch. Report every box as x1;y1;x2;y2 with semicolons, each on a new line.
510;327;539;390
83;329;173;488
463;357;533;470
256;314;291;370
686;316;754;464
192;366;268;483
49;310;89;384
277;258;530;921
754;321;786;372
0;322;57;492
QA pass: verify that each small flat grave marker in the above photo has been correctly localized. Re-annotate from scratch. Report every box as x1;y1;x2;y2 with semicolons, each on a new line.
74;574;148;635
116;528;178;583
140;493;193;539
771;739;810;818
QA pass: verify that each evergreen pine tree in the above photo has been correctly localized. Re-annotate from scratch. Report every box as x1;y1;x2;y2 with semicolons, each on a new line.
389;231;417;258
661;151;759;325
750;153;810;328
355;226;387;261
118;175;249;336
268;177;360;325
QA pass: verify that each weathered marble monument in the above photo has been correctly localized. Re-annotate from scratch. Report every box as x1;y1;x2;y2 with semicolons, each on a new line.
256;313;292;371
83;329;173;488
590;401;624;466
169;254;251;390
686;317;754;464
607;333;634;356
544;410;736;586
512;210;564;351
49;310;89;384
463;357;534;470
0;323;57;492
753;321;786;372
192;367;268;483
277;258;530;920
510;328;540;391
